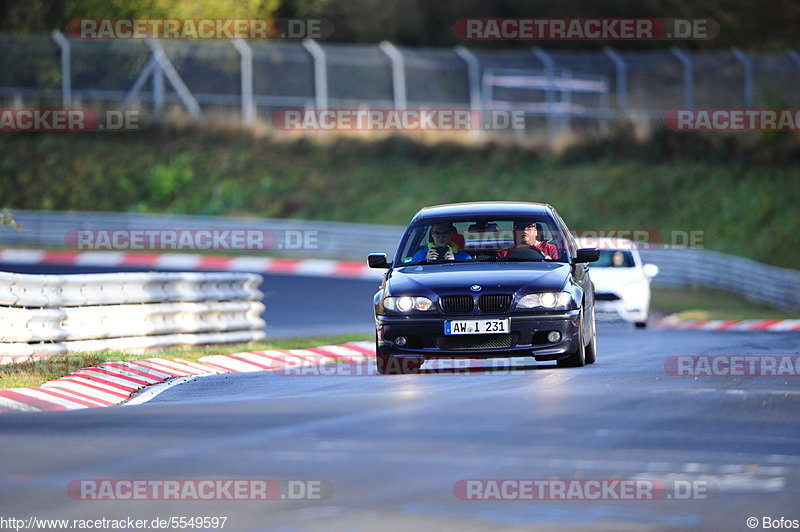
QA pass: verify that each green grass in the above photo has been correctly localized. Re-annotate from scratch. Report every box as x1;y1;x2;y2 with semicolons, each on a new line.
1;128;799;268
0;333;372;390
651;287;799;321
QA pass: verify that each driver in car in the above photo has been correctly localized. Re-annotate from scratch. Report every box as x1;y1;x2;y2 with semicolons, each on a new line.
499;222;559;259
411;222;472;262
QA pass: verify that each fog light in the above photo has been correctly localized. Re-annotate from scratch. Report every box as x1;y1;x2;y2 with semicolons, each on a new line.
547;331;561;343
395;336;407;347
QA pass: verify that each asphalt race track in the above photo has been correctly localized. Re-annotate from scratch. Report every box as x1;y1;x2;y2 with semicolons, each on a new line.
1;263;799;531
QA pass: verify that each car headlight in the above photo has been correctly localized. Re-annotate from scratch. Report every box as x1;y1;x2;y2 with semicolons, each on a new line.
517;291;572;309
383;296;434;312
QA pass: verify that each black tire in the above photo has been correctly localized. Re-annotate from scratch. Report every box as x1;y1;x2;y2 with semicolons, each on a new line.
634;321;647;329
585;308;597;365
376;342;422;375
557;308;586;368
376;353;394;375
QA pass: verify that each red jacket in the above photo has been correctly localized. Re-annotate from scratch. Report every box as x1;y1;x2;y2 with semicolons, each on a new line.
499;242;559;259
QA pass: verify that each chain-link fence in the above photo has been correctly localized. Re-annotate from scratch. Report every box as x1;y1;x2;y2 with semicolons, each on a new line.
2;32;800;140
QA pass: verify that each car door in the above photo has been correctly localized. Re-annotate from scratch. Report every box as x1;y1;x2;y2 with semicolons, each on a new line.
552;210;595;337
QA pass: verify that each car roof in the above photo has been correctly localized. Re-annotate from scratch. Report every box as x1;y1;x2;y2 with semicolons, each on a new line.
412;202;554;221
575;237;640;251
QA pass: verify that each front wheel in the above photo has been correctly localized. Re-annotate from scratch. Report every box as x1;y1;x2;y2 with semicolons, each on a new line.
557;308;586;368
584;308;597;365
376;354;394;374
376;345;422;375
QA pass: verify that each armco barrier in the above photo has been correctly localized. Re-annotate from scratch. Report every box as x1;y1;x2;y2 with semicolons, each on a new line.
0;271;266;362
1;210;799;310
0;210;404;260
638;248;800;311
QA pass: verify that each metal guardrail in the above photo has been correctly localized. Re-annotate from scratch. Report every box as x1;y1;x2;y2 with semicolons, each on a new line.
1;210;799;310
638;248;800;311
0;270;262;307
0;270;266;360
0;210;404;261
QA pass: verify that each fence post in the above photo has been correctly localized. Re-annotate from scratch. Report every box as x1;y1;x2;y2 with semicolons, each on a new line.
603;47;627;110
731;47;753;106
379;41;407;110
789;49;800;67
152;58;164;122
454;46;482;140
302;39;328;110
145;40;202;121
671;47;694;109
51;30;71;108
232;39;255;126
533;47;557;141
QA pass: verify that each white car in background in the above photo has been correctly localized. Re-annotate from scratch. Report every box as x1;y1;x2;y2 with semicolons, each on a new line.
577;238;659;328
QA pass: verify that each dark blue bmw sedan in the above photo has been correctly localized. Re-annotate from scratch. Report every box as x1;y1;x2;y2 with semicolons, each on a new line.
368;202;600;374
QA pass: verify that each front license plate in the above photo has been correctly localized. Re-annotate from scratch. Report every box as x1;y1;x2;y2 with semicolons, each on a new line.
444;318;510;335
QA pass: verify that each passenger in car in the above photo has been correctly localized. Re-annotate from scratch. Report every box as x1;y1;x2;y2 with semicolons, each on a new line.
411;222;472;262
499;222;559;259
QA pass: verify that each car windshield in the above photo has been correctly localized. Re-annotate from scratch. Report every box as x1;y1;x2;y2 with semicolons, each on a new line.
396;217;569;265
594;249;635;268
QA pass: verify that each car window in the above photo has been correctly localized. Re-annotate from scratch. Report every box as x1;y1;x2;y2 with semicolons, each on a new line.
396;217;568;265
594;250;635;267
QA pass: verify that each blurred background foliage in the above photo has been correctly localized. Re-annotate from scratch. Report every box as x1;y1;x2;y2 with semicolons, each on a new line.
1;0;798;50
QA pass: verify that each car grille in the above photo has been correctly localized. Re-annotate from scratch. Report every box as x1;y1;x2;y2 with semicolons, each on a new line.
435;333;520;350
439;295;474;314
595;293;621;301
478;294;512;313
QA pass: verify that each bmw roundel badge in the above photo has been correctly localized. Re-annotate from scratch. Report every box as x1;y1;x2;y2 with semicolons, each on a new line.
470;285;482;292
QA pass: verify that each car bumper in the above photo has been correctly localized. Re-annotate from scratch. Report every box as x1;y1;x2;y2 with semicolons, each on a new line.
375;309;581;361
595;299;648;322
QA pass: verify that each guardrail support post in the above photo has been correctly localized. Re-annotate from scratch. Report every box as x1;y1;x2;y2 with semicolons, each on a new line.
232;39;255;126
379;41;407;110
51;30;71;108
303;39;328;110
671;47;694;109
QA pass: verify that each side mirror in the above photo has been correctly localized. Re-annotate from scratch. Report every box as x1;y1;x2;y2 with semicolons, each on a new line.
368;253;391;269
575;248;600;263
643;263;659;278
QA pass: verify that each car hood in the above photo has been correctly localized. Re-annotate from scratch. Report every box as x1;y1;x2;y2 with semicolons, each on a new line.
588;267;646;293
388;262;570;296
